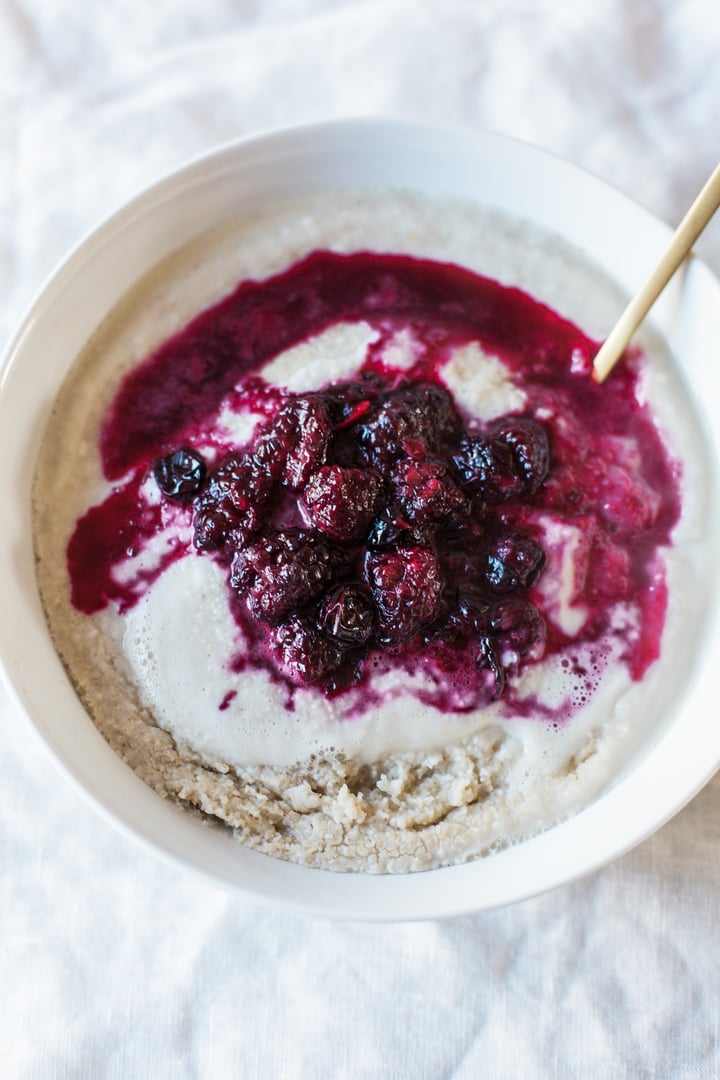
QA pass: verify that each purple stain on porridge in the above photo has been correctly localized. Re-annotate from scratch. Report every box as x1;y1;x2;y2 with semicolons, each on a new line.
67;250;681;716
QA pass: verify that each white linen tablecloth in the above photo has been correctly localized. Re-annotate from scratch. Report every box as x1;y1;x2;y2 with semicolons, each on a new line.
2;2;719;1077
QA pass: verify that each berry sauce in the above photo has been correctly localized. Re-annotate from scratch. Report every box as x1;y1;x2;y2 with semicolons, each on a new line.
67;250;681;717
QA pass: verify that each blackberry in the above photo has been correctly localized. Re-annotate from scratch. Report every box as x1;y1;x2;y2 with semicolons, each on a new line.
256;394;333;489
303;465;384;543
357;382;460;467
391;457;468;526
365;545;443;643
435;516;488;583
193;452;271;551
273;615;346;684
494;417;549;494
230;529;351;624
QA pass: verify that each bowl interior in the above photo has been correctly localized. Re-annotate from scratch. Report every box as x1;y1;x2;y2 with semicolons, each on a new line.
1;119;719;919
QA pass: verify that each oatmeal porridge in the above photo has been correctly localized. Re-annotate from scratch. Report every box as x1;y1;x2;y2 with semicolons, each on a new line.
32;191;705;872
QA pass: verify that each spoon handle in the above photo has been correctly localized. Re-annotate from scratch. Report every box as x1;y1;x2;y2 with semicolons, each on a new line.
593;161;720;383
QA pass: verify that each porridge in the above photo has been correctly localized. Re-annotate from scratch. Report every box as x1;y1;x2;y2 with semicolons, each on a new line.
33;191;705;873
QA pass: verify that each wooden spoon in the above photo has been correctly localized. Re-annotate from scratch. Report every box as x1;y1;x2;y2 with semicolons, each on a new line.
592;161;720;383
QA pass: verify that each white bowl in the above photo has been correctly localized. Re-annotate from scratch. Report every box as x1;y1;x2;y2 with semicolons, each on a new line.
1;119;719;920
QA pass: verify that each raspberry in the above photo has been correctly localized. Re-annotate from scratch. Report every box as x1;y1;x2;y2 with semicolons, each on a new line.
391;457;468;526
303;465;384;543
153;447;206;502
193;453;271;551
365;545;443;642
587;537;632;599
256;394;333;489
273;614;346;683
357;382;460;467
230;529;351;624
598;465;660;532
318;585;376;646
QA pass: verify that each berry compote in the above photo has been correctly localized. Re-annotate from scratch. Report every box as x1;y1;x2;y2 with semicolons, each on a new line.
67;250;681;719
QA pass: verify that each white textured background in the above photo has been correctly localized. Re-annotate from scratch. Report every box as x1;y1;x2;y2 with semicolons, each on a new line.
2;2;719;1077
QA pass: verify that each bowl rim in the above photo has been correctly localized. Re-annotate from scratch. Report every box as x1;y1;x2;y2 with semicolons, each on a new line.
2;117;719;921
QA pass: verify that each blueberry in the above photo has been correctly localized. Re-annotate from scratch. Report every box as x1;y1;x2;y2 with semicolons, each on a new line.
453;436;524;502
481;533;546;593
365;507;422;550
490;598;546;661
318;585;376;646
476;636;506;700
153;448;206;502
453;417;549;502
